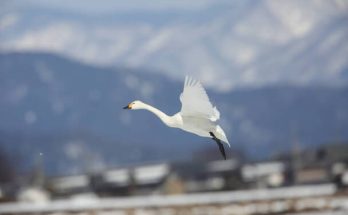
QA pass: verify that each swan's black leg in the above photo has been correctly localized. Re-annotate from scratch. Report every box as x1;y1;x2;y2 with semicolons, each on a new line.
209;132;226;160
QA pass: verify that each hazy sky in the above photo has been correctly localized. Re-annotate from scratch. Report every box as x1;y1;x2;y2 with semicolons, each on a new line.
19;0;231;13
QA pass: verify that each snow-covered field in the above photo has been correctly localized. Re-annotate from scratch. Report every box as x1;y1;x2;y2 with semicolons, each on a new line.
1;184;347;214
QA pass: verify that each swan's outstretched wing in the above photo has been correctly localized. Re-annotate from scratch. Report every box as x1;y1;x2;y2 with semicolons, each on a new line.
179;76;220;121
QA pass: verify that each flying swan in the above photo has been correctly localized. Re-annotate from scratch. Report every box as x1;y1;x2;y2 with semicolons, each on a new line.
123;76;230;159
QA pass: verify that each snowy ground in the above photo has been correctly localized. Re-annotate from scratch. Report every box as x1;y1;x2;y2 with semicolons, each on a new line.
0;184;347;214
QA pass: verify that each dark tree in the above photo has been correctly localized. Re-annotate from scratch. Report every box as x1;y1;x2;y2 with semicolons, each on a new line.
0;148;15;183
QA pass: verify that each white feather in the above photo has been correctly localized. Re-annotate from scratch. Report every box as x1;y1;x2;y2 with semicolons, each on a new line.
180;76;220;121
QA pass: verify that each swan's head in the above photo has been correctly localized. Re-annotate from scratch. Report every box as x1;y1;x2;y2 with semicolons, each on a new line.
123;100;144;110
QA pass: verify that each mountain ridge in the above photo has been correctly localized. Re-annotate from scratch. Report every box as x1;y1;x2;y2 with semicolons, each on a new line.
1;52;348;174
1;0;348;90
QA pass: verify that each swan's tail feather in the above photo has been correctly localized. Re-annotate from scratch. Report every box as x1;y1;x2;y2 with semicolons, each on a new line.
215;125;230;147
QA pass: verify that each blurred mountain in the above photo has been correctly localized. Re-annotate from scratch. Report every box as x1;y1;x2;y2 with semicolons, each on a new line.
1;0;348;90
1;52;348;175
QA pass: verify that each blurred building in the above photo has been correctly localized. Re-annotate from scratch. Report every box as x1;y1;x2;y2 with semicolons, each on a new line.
292;144;348;185
1;143;348;202
46;159;242;199
241;162;286;188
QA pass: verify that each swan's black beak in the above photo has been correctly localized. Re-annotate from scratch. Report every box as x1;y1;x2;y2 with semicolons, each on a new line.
123;105;130;109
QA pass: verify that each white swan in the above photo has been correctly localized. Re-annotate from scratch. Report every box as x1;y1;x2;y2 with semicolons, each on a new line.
123;76;230;159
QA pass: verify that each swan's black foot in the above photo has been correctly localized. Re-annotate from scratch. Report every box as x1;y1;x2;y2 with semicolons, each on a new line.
209;132;226;160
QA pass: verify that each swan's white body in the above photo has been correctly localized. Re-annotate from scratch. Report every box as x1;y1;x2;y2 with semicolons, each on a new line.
124;76;230;147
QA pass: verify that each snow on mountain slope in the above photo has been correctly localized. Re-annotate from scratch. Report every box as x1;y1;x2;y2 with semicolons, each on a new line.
0;0;348;91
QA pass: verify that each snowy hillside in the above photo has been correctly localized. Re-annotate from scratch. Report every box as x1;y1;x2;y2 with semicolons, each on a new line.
1;0;348;90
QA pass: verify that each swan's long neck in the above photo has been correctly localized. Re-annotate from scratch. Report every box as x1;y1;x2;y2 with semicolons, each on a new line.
141;103;173;126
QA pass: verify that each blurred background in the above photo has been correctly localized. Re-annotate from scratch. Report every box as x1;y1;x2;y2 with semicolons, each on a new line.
1;0;348;214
